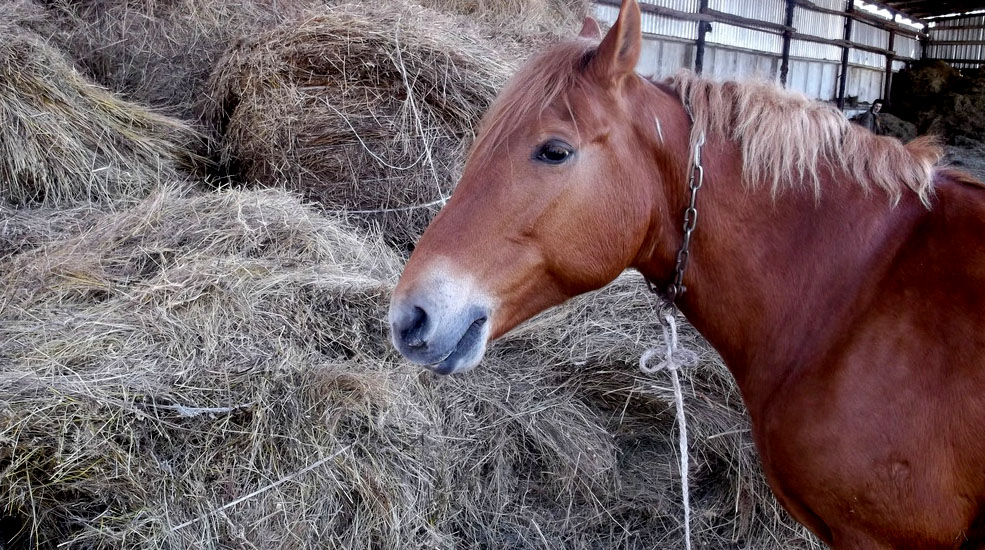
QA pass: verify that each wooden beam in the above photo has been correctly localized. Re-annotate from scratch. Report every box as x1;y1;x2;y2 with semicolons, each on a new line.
788;31;907;58
780;0;797;87
630;2;711;23
838;0;855;110
794;0;927;38
704;8;795;33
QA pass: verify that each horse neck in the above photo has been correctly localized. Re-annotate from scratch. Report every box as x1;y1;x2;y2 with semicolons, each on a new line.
631;85;927;415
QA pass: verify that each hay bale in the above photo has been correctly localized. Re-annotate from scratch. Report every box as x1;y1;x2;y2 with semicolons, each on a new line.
879;113;917;142
16;0;313;120
890;60;985;143
206;1;516;251
0;13;204;206
418;0;591;39
0;183;818;548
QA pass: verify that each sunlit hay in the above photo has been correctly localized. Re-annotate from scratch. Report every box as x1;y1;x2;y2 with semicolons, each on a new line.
672;71;942;207
18;0;313;120
418;0;591;39
0;186;622;549
0;14;205;206
205;1;516;251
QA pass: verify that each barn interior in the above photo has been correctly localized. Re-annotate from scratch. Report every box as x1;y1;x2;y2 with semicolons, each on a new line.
1;0;984;549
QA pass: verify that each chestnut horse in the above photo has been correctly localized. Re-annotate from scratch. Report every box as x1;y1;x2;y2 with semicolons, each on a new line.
388;0;985;547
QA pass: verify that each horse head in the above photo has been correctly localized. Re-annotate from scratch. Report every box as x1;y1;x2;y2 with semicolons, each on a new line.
389;0;688;374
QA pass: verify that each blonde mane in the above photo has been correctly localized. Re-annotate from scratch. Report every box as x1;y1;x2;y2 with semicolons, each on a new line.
670;71;943;206
473;42;944;207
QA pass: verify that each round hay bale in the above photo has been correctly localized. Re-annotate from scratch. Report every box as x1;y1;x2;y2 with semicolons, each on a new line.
206;1;516;251
0;14;204;206
17;0;313;120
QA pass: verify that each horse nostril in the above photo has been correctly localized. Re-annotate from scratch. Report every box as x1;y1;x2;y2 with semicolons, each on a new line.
402;306;429;348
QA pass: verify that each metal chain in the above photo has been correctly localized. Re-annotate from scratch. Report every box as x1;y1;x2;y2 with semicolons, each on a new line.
665;129;706;304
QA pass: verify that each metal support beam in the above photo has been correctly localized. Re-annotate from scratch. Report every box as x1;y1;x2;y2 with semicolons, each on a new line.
694;0;710;74
837;0;855;110
884;30;896;103
780;0;797;87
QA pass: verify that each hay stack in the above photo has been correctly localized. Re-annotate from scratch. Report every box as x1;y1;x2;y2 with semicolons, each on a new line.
16;0;313;120
0;183;819;548
206;1;516;250
879;113;917;142
890;60;985;144
0;13;204;206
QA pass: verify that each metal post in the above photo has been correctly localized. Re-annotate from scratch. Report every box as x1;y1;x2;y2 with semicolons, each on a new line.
884;30;896;103
780;0;797;87
695;0;710;74
837;0;855;110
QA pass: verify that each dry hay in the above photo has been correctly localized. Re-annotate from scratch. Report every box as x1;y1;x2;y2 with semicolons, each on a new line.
947;140;985;182
0;181;821;549
0;11;204;206
15;0;314;120
206;1;516;251
890;60;985;143
879;113;917;142
418;0;591;39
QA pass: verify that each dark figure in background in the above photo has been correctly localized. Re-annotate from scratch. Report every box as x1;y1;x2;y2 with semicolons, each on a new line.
851;99;883;134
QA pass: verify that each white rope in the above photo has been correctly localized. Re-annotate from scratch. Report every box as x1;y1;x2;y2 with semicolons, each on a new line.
640;312;699;550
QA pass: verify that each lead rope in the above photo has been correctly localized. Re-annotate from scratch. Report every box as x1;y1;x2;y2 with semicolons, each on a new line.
639;100;706;550
640;310;699;550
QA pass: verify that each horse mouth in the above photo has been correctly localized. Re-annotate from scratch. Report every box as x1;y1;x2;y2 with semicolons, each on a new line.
426;316;488;375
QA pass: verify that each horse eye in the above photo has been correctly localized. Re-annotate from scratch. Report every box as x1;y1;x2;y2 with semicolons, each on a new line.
534;140;574;165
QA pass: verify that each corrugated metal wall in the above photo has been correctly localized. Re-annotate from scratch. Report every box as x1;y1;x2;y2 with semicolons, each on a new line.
791;0;844;61
594;0;922;105
927;15;985;69
706;0;784;54
850;21;890;68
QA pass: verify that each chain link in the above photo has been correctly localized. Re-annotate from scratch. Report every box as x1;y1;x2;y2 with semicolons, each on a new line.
665;130;705;304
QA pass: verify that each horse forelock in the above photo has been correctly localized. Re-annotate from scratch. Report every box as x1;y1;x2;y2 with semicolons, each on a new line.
670;71;944;207
468;41;597;166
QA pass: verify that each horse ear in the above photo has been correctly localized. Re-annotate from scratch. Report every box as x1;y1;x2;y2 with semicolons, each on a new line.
591;0;642;83
578;17;602;40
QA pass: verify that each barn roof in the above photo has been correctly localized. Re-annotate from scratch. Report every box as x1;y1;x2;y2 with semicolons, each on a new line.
877;0;985;20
